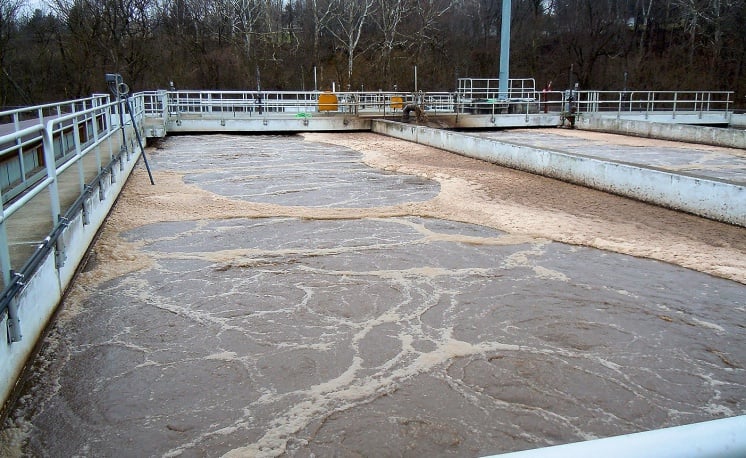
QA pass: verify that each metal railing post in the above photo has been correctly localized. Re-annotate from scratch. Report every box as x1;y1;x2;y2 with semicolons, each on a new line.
72;115;86;195
42;121;63;230
91;106;102;174
0;193;11;286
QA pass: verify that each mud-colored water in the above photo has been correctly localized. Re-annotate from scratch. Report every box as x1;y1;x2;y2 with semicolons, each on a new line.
1;133;744;457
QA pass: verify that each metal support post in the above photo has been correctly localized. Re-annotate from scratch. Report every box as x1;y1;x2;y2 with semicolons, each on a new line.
106;73;155;185
55;217;68;269
41;121;63;227
0;220;11;286
73;115;86;194
7;296;22;343
498;0;511;100
0;183;10;286
124;93;155;185
82;195;91;225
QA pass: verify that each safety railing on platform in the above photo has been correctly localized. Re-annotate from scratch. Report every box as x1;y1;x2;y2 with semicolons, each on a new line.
141;90;167;119
139;88;735;127
153;90;548;119
457;77;537;100
574;90;733;119
0;93;144;328
0;95;111;127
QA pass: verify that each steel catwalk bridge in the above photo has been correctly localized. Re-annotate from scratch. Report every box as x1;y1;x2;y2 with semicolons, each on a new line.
139;84;735;136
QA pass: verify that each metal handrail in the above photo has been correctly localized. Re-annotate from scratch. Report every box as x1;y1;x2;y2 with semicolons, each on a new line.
573;90;734;117
0;95;111;124
0;95;138;323
162;90;553;117
157;89;735;119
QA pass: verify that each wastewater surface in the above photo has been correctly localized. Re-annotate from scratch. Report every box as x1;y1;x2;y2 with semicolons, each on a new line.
2;134;745;457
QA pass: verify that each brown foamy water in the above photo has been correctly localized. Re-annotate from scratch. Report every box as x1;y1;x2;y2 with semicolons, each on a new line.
2;133;744;457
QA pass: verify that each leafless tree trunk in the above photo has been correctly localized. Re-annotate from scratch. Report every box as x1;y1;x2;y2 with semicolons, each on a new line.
373;0;413;88
230;0;262;62
310;0;337;66
637;0;653;64
0;0;24;104
328;0;375;88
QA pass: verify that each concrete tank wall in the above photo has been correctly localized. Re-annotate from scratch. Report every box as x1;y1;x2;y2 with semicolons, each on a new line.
577;115;746;149
730;114;746;129
372;120;745;227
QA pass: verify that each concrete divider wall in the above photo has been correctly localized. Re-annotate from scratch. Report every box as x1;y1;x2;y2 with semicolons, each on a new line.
372;120;745;227
577;115;746;149
0;148;142;408
731;114;746;128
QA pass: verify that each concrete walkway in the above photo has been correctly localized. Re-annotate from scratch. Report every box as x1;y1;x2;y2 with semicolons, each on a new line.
474;128;746;184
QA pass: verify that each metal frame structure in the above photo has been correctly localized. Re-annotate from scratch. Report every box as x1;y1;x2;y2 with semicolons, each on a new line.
140;88;732;124
576;90;733;121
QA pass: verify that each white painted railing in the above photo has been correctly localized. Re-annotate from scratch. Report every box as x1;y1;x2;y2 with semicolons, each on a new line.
141;89;733;124
575;90;733;120
0;93;143;297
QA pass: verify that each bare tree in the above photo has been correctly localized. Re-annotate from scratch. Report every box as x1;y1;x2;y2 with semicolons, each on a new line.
553;0;629;88
673;0;745;68
327;0;375;88
230;0;263;61
0;0;25;104
407;0;451;86
372;0;413;88
308;0;336;66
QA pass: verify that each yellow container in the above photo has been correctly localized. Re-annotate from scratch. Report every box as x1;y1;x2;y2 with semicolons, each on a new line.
318;92;338;111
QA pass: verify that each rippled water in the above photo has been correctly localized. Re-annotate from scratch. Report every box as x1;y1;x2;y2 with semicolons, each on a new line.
2;134;744;457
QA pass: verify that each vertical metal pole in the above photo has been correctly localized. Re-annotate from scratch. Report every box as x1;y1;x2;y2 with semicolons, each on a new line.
13;114;26;186
124;95;155;185
73;116;86;194
414;65;418;93
0;198;11;286
42;121;62;226
117;94;129;160
161;90;168;119
92;109;102;173
498;0;511;100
